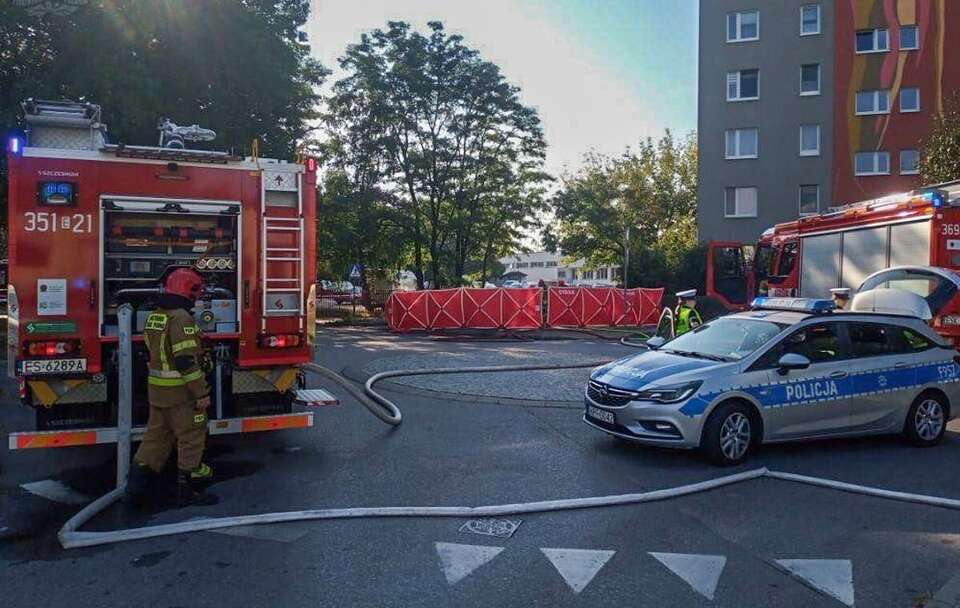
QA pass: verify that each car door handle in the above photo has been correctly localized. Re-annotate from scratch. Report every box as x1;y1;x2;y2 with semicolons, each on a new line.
829;371;848;379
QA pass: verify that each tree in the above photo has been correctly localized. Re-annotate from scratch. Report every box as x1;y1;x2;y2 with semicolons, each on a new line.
324;21;548;288
1;0;328;245
920;92;960;185
549;131;698;292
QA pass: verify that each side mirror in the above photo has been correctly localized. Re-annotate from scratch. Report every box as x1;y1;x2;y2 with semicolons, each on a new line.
777;353;811;375
646;336;666;349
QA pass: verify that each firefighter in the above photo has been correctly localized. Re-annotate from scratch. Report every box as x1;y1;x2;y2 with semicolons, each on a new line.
131;268;217;507
674;289;702;336
830;287;852;310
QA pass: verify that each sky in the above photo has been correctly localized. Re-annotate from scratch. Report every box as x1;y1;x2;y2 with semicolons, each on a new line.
306;0;698;179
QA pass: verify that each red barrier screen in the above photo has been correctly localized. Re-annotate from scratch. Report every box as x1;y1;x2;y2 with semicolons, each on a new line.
385;286;661;331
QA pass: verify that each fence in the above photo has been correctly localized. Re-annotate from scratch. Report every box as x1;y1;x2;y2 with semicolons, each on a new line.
384;286;664;332
316;286;393;320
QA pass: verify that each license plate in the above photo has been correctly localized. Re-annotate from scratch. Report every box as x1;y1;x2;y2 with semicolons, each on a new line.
588;405;615;425
19;358;87;375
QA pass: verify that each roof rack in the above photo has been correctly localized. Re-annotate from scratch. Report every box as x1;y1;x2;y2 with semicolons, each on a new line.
101;144;241;164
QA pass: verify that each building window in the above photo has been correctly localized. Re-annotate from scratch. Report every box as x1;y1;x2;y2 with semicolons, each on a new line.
570;269;578;280
856;28;889;53
545;261;558;268
530;261;545;268
855;151;891;176
800;5;820;36
800;124;820;156
724;186;758;218
900;87;920;113
900;25;919;50
725;128;759;159
516;262;529;269
557;269;566;279
727;10;759;43
597;268;608;280
799;185;820;215
727;69;759;101
584;270;594;280
800;64;820;95
900;150;920;175
855;90;890;115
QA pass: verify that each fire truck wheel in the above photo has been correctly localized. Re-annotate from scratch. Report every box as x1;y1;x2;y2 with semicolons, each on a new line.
903;391;948;447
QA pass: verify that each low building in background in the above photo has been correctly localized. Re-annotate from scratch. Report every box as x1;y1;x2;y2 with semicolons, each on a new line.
498;251;620;286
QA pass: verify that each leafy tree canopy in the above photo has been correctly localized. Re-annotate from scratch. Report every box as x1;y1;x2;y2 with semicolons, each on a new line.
921;92;960;185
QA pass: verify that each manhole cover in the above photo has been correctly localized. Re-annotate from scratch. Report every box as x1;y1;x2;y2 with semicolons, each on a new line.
459;518;522;538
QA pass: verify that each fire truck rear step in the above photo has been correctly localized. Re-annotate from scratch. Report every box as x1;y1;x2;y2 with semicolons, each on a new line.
293;388;339;407
8;412;314;450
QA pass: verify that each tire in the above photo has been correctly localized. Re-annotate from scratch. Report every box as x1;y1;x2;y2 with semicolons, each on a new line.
701;401;757;466
904;392;948;447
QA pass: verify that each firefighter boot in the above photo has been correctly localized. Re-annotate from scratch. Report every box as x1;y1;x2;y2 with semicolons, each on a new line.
176;468;219;507
125;463;156;509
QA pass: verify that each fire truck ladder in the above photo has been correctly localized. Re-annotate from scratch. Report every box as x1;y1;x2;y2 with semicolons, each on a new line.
261;174;305;332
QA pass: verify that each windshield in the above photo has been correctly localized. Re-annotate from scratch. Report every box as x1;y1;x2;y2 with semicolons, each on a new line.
663;317;786;361
860;269;959;315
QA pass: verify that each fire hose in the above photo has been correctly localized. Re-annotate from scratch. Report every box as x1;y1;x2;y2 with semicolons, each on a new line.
57;310;960;549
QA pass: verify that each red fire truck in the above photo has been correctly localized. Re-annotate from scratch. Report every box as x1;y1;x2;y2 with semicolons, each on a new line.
6;99;326;450
706;181;960;341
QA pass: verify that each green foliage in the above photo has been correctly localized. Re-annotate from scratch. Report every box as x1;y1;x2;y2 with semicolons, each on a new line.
920;92;960;185
549;131;699;293
322;21;549;288
0;0;327;243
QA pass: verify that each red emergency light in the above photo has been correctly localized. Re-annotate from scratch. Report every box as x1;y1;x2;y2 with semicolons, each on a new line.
258;333;302;349
306;157;316;172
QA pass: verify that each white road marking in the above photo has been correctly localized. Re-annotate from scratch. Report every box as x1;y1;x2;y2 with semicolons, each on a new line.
649;552;727;600
435;542;504;585
776;559;854;606
541;548;616;594
20;480;88;505
931;570;960;606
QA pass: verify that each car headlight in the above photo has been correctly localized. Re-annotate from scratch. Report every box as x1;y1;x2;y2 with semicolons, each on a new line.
635;381;703;403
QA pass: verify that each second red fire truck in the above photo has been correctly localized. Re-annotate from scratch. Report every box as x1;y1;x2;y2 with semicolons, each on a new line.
706;181;960;342
6;99;329;450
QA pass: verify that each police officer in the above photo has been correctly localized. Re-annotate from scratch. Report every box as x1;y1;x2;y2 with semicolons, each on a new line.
830;287;852;311
674;289;702;336
132;268;217;506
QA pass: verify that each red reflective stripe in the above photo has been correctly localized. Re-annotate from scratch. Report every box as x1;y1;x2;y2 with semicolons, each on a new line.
240;414;310;433
16;430;98;449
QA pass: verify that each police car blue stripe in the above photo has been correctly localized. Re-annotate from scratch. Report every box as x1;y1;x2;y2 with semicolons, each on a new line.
677;359;960;417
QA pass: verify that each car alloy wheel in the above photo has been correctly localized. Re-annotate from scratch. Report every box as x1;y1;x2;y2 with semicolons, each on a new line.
720;412;751;461
915;398;945;441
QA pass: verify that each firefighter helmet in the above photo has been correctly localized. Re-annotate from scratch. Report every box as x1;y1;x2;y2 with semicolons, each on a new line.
164;268;204;301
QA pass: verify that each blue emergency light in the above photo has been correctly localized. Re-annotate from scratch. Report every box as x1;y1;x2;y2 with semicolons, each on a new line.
750;297;836;313
8;136;22;155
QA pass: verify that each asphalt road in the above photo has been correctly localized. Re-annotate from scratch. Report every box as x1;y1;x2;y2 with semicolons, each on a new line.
2;326;960;607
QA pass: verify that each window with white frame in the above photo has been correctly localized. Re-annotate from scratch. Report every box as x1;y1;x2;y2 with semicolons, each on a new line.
855;90;890;115
725;128;758;159
724;186;758;218
800;64;820;95
856;28;889;53
900;87;920;112
584;270;594;280
855;151;891;176
900;149;920;175
801;5;820;36
799;185;820;215
545;261;558;268
727;10;759;42
900;25;919;50
597;268;608;280
800;124;820;156
727;69;759;101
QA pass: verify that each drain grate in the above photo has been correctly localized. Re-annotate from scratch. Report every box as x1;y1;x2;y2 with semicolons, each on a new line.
459;518;523;538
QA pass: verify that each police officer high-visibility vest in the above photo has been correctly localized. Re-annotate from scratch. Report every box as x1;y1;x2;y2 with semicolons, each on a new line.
144;307;210;407
674;305;702;336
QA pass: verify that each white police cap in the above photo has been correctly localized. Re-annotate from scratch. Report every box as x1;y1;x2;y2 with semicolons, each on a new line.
829;288;852;299
676;289;697;298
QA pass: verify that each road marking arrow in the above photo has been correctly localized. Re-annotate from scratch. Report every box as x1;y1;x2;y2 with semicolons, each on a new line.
776;559;854;606
20;480;89;505
435;542;504;585
541;548;616;594
649;552;727;600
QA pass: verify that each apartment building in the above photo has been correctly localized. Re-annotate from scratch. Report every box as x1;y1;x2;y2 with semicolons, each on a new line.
697;0;960;243
498;252;621;286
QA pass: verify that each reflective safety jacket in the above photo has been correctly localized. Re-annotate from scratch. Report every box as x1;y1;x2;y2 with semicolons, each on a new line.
144;307;210;408
674;305;703;336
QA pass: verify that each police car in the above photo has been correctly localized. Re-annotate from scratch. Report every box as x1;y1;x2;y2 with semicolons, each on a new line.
583;296;960;465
